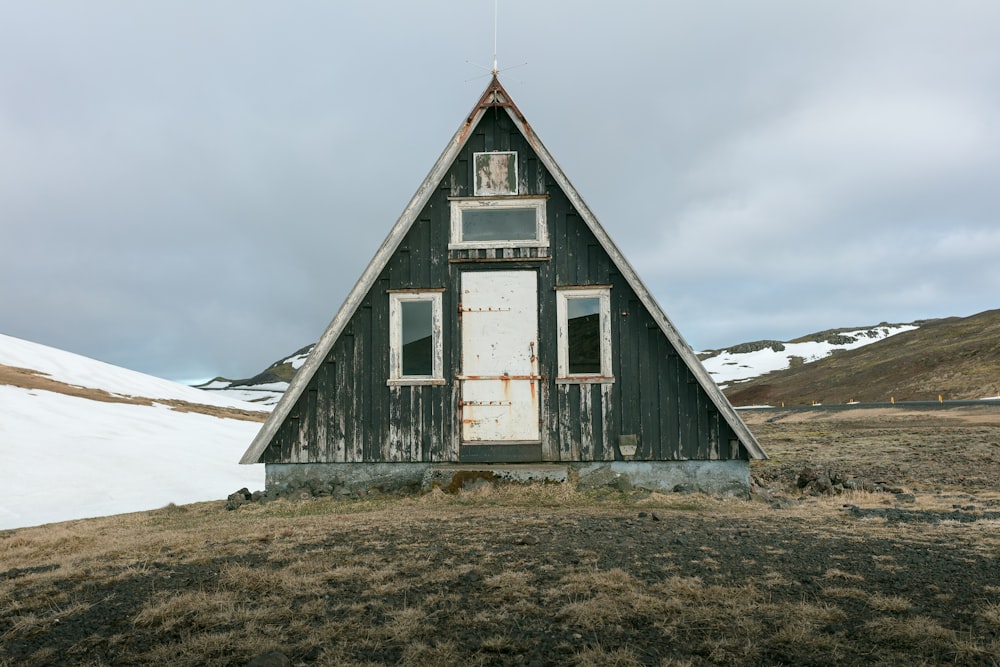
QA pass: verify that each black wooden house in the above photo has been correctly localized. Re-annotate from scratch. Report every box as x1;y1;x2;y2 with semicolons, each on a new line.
241;77;766;494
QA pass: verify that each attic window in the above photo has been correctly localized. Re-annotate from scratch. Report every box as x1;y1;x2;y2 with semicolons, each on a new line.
449;197;548;249
556;287;613;383
474;151;518;196
388;291;444;386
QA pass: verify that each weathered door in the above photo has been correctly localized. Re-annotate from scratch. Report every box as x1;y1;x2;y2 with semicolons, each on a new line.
459;270;540;444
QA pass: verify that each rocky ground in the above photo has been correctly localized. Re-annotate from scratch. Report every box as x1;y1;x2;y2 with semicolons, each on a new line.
2;404;999;666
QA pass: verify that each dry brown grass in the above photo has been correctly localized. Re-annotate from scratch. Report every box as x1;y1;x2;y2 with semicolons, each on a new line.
0;363;266;422
868;593;913;612
724;309;1000;405
744;404;1000;492
2;406;999;665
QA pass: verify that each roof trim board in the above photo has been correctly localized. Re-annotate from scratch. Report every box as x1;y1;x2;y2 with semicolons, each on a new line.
240;81;502;464
241;77;766;464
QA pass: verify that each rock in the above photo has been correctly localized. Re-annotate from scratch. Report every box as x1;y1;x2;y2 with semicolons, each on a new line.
797;467;819;489
812;476;833;495
769;497;796;510
225;488;252;511
247;650;291;667
843;478;876;493
726;340;786;354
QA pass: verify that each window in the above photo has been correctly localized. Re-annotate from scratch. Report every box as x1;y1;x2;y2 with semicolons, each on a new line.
556;287;613;383
449;197;548;249
473;151;518;196
388;291;444;385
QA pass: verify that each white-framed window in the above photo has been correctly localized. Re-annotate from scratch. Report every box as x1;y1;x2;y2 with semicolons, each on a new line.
556;286;614;383
449;197;548;249
388;290;444;385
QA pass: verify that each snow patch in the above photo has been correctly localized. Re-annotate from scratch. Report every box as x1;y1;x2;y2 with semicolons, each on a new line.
0;334;265;411
0;334;265;530
701;325;918;387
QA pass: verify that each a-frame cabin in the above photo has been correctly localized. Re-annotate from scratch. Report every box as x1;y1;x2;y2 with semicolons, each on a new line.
241;77;766;495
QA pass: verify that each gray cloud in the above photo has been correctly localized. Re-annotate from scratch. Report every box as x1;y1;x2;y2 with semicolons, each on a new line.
2;1;998;380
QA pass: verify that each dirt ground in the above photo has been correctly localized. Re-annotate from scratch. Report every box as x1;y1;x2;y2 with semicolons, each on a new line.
742;404;1000;491
1;404;999;666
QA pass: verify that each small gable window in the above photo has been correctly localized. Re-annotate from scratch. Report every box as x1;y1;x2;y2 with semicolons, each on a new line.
388;291;444;385
474;151;518;196
556;287;613;383
449;197;548;249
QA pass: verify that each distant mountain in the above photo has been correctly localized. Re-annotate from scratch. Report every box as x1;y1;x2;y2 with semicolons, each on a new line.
195;344;313;407
0;333;266;529
209;309;1000;410
699;323;918;388
717;309;1000;406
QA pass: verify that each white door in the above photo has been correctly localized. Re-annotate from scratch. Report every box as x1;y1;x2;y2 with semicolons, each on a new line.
460;271;540;442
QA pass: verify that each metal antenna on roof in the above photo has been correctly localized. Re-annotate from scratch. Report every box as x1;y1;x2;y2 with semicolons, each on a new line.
492;0;499;76
465;0;526;82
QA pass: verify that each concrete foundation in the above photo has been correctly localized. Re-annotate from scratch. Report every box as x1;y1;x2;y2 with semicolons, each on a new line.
265;459;751;498
265;462;431;496
571;460;751;497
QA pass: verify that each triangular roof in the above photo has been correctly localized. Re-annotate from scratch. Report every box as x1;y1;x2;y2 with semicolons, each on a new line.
241;77;766;464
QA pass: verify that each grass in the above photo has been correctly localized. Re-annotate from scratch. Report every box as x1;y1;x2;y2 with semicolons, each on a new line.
2;492;998;666
2;407;1000;665
725;308;1000;405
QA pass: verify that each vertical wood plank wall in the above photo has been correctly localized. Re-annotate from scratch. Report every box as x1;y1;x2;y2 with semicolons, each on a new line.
261;109;746;465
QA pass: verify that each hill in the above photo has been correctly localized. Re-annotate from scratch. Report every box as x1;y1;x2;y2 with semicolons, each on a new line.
699;322;918;387
722;309;1000;406
195;345;313;407
0;333;267;529
213;323;922;407
201;310;1000;410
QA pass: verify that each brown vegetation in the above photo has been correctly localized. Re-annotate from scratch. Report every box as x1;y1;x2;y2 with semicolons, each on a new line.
725;309;1000;406
0;364;266;423
2;405;999;666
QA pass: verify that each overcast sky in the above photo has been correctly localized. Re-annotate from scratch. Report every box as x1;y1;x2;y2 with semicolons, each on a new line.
2;2;998;383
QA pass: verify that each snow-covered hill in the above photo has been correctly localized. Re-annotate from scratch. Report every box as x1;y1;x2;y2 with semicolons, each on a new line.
0;333;267;530
699;324;919;388
195;346;312;407
199;324;925;410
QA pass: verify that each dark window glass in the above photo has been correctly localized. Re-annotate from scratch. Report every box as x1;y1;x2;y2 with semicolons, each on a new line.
461;208;536;242
567;297;601;374
401;300;433;376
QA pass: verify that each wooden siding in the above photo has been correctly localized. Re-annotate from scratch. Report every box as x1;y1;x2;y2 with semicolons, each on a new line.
260;105;748;465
